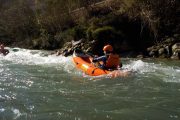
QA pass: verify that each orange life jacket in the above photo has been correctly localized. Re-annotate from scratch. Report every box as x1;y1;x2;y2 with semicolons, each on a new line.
105;53;120;68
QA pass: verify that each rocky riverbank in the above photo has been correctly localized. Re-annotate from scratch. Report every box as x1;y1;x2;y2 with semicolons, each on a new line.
55;33;180;60
147;35;180;60
0;0;179;60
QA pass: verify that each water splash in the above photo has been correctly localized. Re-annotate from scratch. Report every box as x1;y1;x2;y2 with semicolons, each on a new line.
12;108;21;119
124;59;180;83
1;48;180;82
0;107;22;119
2;48;69;64
124;60;155;73
0;48;84;77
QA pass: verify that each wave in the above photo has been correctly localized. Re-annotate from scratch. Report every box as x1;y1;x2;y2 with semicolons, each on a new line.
0;47;78;74
1;48;180;82
1;48;70;64
124;59;180;83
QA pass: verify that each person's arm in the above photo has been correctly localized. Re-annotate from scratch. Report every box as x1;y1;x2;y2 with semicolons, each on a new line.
93;55;107;63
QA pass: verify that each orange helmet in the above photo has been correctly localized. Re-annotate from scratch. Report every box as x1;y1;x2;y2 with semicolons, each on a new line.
103;45;113;52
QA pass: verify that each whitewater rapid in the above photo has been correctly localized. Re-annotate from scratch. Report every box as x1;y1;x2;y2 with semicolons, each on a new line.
0;48;180;120
1;47;180;82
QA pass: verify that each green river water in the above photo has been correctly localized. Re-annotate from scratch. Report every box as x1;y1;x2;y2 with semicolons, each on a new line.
0;48;180;120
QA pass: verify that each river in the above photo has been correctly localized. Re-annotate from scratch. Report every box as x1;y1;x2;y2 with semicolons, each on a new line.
0;48;180;120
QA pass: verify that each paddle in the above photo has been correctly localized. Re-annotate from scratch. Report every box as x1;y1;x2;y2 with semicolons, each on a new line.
80;51;101;66
74;48;102;67
86;52;95;57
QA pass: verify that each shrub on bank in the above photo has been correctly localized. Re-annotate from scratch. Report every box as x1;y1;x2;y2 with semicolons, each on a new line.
91;26;116;43
72;25;87;41
0;0;179;54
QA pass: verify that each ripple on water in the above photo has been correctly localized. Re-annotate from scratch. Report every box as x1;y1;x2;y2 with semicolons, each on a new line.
0;108;22;119
0;49;180;119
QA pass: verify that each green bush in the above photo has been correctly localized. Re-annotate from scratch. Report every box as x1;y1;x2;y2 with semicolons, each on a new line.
54;25;87;48
86;25;97;41
32;33;59;50
92;26;117;43
54;29;74;48
72;25;87;40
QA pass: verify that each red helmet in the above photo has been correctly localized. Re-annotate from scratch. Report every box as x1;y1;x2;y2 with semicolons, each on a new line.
103;45;113;52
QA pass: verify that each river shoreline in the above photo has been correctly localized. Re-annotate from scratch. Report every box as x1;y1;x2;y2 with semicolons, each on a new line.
0;0;179;60
52;34;180;60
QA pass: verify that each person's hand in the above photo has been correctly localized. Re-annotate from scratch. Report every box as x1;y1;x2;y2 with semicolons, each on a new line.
94;55;98;57
92;59;95;62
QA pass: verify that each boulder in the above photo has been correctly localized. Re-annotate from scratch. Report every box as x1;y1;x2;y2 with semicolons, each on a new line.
171;52;180;60
158;48;165;55
172;43;180;53
64;42;72;48
148;46;159;57
171;43;180;60
164;45;171;57
71;39;83;46
149;50;156;57
62;48;74;57
136;54;144;59
164;37;175;44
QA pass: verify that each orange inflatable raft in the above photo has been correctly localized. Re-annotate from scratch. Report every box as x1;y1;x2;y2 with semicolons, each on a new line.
72;50;130;78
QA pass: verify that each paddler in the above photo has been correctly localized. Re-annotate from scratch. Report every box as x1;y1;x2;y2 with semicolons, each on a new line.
92;44;122;70
0;44;9;56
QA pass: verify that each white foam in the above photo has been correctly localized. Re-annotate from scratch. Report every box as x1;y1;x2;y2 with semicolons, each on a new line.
0;108;5;112
12;108;21;119
3;48;72;65
124;60;155;73
0;48;77;75
1;48;180;82
161;66;180;83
